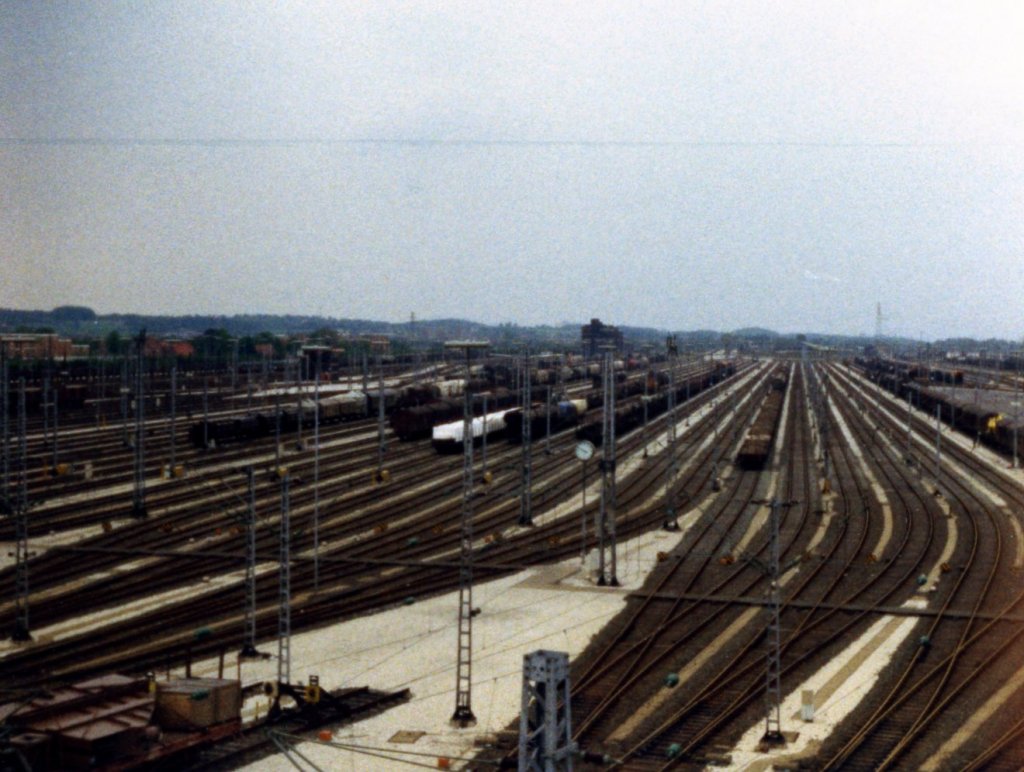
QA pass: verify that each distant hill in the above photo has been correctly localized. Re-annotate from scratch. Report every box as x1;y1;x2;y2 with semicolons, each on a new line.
732;326;780;339
0;305;1016;353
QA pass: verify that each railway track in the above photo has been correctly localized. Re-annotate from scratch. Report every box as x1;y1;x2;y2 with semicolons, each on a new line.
813;363;1024;769
0;362;759;688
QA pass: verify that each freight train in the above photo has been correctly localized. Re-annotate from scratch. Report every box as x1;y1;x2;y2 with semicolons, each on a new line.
3;383;89;415
855;357;1023;461
504;399;589;443
574;363;736;446
187;390;369;448
389;388;519;441
735;372;787;470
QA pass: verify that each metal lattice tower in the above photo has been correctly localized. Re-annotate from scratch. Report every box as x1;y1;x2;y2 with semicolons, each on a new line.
42;373;50;457
545;384;552;454
757;497;797;744
241;466;259;657
169;366;177;471
1;349;9;514
765;499;783;741
520;347;533;526
51;389;59;470
277;473;292;687
518;650;577;771
11;378;31;641
598;347;619;585
446;340;488;727
313;349;321;590
202;376;210;449
294;357;304;449
608;348;618;586
596;351;610;584
480;392;489;480
131;331;147;518
376;348;387;480
820;368;831;481
274;391;282;468
663;336;679;530
121;359;129;446
596;354;607;583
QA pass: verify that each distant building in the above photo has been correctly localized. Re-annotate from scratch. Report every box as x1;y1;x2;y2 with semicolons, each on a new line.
581;318;623;357
0;333;88;360
142;337;195;359
363;334;390;352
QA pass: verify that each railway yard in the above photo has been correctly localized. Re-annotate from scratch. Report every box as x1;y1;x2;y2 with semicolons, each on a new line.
4;349;1024;770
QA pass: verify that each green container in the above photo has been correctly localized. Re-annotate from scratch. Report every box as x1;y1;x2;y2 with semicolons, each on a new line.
667;742;681;759
664;672;680;688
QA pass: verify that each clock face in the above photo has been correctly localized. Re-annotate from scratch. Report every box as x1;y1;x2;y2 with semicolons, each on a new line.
575;440;595;461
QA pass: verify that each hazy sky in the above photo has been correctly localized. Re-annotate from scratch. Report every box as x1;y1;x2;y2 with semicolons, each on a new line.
2;2;1022;339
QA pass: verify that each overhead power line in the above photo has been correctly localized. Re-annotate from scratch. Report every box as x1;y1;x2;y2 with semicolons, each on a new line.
0;136;1013;150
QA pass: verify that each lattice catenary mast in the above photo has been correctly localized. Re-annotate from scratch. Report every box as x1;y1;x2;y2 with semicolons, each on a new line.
446;340;488;727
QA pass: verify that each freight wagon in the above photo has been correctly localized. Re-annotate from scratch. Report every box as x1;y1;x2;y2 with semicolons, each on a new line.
431;409;514;453
188;391;368;448
504;399;588;443
735;374;787;470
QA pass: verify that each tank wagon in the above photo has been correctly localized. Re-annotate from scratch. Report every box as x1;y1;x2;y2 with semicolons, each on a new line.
504;399;588;443
431;409;514;453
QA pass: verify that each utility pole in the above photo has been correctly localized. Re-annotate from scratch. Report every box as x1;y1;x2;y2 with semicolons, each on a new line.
765;498;783;744
313;348;321;590
480;393;490;483
1;347;8;513
905;382;912;465
231;338;239;391
934;402;942;496
277;474;292;689
11;378;31;641
606;348;618;585
274;390;282;468
202;376;210;450
295;356;304;450
1014;349;1020;470
598;346;618;585
246;361;253;411
663;336;679;530
169;365;177;472
445;340;489;728
545;384;552;455
240;467;260;658
376;345;387;482
520;346;533;527
753;497;797;746
120;359;130;447
42;373;50;457
51;389;59;471
131;330;147;518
